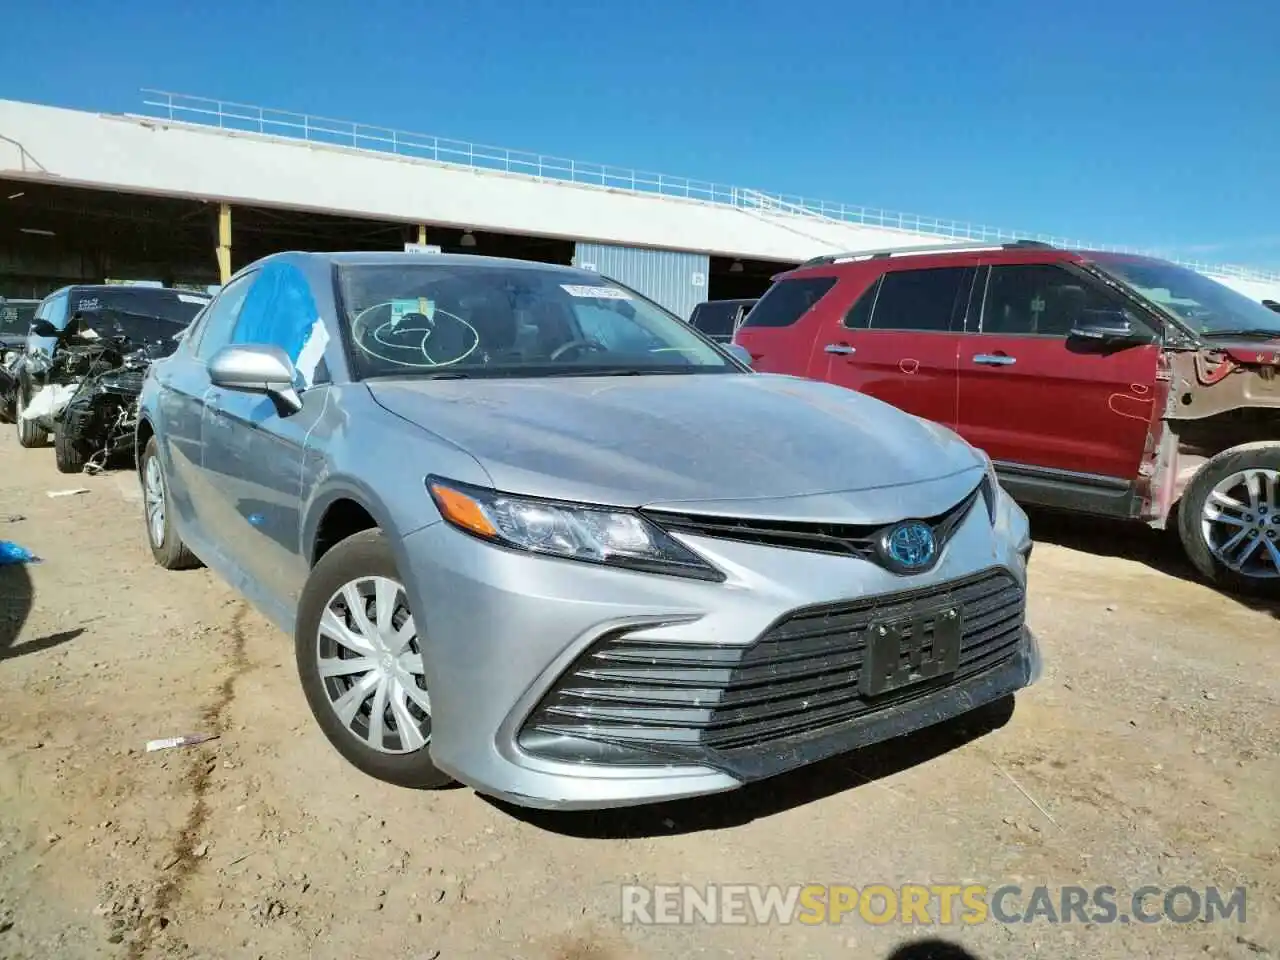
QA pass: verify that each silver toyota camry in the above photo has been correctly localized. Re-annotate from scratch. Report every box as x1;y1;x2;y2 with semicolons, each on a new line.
136;252;1040;810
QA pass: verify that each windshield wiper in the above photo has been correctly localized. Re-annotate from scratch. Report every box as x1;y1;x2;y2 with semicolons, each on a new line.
1201;329;1280;340
541;367;714;378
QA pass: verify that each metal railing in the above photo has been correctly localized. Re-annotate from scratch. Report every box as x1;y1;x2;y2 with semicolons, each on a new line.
136;90;1280;283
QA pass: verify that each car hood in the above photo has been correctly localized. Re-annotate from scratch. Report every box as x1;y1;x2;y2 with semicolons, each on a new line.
367;373;983;520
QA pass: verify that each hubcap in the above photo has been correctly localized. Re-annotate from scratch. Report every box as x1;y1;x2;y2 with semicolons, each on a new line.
143;457;166;547
316;576;431;754
1200;468;1280;580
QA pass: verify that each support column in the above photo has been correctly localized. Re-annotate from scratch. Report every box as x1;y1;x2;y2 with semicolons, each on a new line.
417;224;427;245
216;203;233;284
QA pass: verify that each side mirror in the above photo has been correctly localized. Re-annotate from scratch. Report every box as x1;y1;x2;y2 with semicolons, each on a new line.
1068;310;1149;346
208;344;303;416
30;318;60;338
725;343;754;368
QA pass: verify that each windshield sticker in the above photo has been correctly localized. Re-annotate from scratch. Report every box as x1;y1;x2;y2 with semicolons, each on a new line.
178;294;211;305
390;298;434;327
560;284;631;300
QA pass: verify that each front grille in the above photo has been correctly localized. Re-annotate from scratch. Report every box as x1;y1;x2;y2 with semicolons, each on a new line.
519;568;1025;769
643;482;983;563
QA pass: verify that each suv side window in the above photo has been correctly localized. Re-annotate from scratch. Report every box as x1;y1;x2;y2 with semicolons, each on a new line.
192;272;256;360
850;266;972;332
740;277;837;328
980;264;1146;337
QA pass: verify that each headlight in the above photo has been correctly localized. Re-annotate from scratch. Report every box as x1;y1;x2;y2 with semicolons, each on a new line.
427;477;724;581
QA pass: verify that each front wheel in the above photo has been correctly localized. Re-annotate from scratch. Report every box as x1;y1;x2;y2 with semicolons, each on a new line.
295;529;452;789
1178;442;1280;597
53;420;88;474
15;387;48;448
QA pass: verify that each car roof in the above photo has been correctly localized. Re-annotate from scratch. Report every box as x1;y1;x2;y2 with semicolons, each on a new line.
274;250;597;276
783;241;1179;278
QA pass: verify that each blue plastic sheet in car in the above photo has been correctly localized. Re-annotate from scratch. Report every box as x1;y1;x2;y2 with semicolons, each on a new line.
230;261;329;386
0;541;40;566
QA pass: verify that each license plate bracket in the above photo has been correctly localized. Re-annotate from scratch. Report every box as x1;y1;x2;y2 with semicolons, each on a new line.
859;605;963;698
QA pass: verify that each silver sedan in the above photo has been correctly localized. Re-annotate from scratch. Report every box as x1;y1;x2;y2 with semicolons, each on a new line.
136;252;1040;810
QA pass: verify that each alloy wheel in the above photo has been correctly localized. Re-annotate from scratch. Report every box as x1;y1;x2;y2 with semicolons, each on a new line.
315;576;431;754
143;456;167;548
1200;468;1280;580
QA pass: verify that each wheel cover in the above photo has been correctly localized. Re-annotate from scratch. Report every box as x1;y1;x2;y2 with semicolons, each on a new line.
143;457;167;548
315;576;431;755
1200;467;1280;580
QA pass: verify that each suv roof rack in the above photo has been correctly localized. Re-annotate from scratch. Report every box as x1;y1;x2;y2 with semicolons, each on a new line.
798;238;1058;268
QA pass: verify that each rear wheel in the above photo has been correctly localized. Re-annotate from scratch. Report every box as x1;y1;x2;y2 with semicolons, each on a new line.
15;387;48;448
1178;442;1280;597
140;435;200;570
53;420;88;474
295;529;452;789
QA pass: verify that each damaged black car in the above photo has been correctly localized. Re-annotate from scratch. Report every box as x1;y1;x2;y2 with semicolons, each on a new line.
22;306;199;474
0;298;39;423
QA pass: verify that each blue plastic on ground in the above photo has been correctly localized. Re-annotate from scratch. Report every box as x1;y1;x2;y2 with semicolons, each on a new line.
0;541;40;566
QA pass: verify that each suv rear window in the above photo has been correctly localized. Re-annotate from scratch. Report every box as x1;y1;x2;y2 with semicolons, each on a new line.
691;301;739;338
740;277;837;328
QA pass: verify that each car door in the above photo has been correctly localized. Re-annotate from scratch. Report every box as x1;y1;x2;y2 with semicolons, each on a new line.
158;272;258;540
809;264;975;429
955;259;1161;486
199;261;330;615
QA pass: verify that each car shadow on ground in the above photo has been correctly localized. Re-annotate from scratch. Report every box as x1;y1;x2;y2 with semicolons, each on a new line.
885;939;984;960
489;696;1015;838
0;562;34;655
1025;507;1279;620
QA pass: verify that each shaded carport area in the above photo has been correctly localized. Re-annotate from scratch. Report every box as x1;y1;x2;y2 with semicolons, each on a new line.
0;178;576;299
707;253;794;302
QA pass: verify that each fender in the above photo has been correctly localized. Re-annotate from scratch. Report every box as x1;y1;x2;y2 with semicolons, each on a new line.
301;473;442;568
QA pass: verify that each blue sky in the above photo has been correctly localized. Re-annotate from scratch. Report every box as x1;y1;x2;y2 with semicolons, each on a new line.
8;0;1279;269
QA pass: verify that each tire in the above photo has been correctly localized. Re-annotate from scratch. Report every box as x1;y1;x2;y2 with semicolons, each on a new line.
53;420;88;474
15;387;48;448
139;435;201;570
295;528;452;789
1178;442;1280;598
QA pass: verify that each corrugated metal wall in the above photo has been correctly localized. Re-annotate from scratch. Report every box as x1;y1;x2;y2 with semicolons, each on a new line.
573;242;709;321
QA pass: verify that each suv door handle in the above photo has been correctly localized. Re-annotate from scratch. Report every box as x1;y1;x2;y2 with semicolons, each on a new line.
973;354;1016;366
824;343;856;356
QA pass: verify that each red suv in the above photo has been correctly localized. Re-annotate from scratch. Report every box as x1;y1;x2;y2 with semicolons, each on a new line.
736;241;1280;595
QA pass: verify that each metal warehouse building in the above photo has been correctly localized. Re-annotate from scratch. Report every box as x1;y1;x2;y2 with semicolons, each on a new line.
2;91;1279;312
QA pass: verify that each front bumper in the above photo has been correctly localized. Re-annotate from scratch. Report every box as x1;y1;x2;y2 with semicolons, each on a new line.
396;492;1039;810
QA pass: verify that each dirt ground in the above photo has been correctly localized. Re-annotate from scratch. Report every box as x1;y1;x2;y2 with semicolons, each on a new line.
0;427;1277;960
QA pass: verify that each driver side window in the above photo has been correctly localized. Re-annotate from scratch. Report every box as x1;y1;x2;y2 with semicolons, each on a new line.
193;272;257;361
980;264;1153;339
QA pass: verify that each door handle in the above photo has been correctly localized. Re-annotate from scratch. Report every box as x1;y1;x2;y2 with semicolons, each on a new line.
824;343;856;356
207;391;222;411
972;354;1016;366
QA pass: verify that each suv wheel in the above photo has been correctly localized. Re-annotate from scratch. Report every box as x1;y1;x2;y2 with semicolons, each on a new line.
15;388;48;448
295;529;452;789
140;436;201;570
1178;442;1280;597
53;420;88;474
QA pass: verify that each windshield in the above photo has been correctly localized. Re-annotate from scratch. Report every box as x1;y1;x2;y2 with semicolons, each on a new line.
0;301;36;337
1091;256;1280;338
337;263;738;378
67;289;208;330
74;308;192;350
